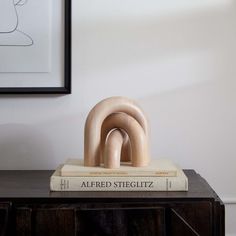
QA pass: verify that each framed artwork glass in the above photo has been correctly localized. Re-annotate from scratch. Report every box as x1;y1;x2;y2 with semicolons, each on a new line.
0;0;71;94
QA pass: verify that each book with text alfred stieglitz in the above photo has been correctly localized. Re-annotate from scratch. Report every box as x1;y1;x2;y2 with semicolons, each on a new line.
50;159;188;191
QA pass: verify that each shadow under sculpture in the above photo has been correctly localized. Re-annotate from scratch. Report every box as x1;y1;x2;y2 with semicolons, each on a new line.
84;97;150;169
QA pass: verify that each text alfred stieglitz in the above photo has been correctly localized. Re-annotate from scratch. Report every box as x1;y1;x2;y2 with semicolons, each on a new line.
81;181;154;188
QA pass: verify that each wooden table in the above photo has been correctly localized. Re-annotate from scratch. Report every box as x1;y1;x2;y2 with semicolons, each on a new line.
0;170;224;236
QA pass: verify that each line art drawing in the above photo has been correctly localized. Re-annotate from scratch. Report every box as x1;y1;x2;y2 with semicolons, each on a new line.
0;0;34;46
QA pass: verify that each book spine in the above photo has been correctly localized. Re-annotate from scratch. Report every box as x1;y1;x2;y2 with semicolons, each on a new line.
50;176;188;192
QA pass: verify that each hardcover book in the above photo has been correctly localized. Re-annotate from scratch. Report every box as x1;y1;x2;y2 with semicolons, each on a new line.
50;163;188;192
61;159;178;177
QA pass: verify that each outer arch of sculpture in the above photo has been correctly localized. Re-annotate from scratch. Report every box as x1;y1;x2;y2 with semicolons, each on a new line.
84;97;149;168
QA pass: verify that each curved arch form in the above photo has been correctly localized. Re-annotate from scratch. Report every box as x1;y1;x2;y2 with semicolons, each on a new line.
120;130;132;162
100;128;131;164
101;113;149;167
84;97;149;166
104;129;124;169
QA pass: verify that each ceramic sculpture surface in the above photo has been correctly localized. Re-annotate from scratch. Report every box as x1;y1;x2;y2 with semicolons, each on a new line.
84;97;150;168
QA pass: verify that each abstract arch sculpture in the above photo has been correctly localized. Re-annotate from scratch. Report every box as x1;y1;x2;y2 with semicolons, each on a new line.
84;97;150;168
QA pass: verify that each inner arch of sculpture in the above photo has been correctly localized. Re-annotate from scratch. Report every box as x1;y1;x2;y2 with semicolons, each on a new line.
84;97;150;168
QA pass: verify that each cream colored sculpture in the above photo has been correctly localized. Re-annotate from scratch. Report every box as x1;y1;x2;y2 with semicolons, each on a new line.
84;97;150;168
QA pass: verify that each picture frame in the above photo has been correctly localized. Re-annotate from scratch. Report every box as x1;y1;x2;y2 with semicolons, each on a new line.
0;0;71;94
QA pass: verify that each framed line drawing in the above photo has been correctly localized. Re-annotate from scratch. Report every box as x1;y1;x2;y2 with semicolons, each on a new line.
0;0;71;94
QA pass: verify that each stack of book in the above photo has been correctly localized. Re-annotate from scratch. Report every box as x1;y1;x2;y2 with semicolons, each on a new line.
50;159;188;191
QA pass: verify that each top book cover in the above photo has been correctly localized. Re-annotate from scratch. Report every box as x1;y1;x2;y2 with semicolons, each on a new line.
61;159;178;177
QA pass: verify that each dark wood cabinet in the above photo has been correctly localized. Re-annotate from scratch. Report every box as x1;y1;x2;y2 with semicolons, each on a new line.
0;170;224;236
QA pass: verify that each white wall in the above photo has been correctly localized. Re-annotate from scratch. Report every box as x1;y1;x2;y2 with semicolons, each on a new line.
0;0;235;234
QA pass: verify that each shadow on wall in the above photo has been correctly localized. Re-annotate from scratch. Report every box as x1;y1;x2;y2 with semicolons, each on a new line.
0;124;54;170
76;1;236;97
138;77;236;191
78;1;236;69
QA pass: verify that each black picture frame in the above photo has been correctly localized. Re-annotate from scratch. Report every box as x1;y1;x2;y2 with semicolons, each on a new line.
0;0;71;94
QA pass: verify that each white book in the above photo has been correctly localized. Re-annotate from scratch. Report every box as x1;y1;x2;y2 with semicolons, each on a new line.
61;159;178;177
50;165;188;192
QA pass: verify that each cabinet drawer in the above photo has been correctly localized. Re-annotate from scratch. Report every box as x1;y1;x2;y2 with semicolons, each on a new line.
16;206;75;236
14;201;214;236
169;201;213;236
76;207;165;236
15;205;165;236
